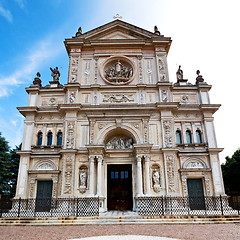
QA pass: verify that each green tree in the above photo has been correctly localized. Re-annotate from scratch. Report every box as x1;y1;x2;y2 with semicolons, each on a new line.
0;132;11;197
8;144;21;197
221;149;240;195
0;132;21;198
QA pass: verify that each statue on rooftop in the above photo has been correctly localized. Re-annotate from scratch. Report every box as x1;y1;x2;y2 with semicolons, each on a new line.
154;25;160;35
75;27;82;37
176;65;183;80
50;67;60;82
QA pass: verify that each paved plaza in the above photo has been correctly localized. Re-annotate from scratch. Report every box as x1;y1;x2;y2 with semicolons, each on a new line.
0;224;240;240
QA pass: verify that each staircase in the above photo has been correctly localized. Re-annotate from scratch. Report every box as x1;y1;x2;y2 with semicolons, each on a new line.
1;211;240;225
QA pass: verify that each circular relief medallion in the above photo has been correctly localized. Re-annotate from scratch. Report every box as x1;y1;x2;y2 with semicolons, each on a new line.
100;56;136;85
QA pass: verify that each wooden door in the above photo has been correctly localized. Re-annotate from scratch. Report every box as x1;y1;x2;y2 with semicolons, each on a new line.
187;178;205;210
107;164;133;211
35;181;53;212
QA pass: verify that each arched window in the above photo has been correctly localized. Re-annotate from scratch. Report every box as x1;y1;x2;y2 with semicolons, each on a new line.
176;130;182;144
57;131;62;146
37;132;42;146
47;132;53;146
186;130;192;144
196;130;202;144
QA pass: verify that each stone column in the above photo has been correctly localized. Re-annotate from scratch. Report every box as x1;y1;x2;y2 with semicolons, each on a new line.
136;155;143;196
97;155;103;197
144;155;150;195
89;156;95;196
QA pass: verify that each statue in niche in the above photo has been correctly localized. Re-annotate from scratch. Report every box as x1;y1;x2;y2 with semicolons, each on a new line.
106;136;133;150
152;169;161;192
50;67;60;81
104;59;133;84
79;167;87;193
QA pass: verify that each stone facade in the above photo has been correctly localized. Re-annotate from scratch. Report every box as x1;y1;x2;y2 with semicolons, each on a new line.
15;20;225;212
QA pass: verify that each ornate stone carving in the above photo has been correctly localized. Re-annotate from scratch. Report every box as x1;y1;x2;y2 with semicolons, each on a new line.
186;161;204;169
176;65;183;80
63;156;72;194
152;168;161;192
66;122;75;148
143;120;148;143
163;120;173;147
161;90;168;102
89;120;95;144
181;175;188;196
138;56;143;83
104;59;133;84
69;57;79;83
106;136;133;150
103;93;134;103
204;173;211;196
147;59;153;83
69;91;76;103
94;57;99;84
98;123;106;130
166;155;177;193
37;163;53;170
79;166;88;193
48;97;57;106
158;57;166;81
180;95;189;103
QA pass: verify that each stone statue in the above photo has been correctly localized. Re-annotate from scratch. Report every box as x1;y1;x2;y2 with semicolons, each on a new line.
154;25;160;35
50;67;60;81
79;168;87;193
32;72;42;87
176;65;183;80
75;27;82;37
152;169;161;192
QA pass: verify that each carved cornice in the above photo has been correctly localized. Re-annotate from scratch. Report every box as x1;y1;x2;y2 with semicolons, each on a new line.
133;144;153;154
86;144;105;155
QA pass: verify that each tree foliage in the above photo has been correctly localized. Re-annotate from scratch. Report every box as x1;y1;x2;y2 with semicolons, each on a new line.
221;149;240;195
0;132;21;198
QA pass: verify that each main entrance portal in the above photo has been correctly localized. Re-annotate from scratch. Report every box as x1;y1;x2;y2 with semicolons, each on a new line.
107;164;133;211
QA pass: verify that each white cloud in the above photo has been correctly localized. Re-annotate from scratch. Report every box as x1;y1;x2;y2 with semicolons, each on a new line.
0;38;63;97
11;120;17;127
0;4;13;22
15;0;25;9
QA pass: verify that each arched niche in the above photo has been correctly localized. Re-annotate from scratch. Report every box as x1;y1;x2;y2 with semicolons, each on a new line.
104;128;136;150
182;157;207;169
97;124;140;145
33;159;57;171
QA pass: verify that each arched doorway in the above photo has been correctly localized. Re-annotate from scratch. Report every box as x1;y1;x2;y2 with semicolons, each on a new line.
104;131;135;211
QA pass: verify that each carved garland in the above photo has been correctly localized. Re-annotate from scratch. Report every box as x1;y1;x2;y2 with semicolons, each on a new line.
166;154;178;193
69;57;79;83
163;120;173;147
66;122;75;149
63;156;72;194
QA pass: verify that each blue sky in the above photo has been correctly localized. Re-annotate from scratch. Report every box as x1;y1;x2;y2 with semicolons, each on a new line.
0;0;240;162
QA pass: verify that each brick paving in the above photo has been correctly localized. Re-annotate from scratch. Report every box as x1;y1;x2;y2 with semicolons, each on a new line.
0;224;240;240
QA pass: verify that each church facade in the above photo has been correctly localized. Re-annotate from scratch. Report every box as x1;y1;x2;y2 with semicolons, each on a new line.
15;20;225;212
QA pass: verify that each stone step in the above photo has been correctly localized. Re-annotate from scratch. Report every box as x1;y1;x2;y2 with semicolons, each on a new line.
1;215;240;225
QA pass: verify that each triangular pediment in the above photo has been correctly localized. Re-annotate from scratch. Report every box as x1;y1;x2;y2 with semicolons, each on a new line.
79;20;163;40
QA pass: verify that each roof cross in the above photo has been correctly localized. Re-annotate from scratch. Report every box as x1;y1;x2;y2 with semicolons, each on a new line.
113;14;122;20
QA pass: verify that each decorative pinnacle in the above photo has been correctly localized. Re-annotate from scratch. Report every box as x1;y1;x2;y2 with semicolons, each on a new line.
113;13;122;20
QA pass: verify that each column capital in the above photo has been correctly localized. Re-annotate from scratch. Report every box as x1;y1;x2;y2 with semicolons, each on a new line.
136;155;142;162
97;155;103;162
89;155;95;162
144;155;150;162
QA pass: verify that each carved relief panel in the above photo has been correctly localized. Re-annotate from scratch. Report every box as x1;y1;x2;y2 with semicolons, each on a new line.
63;155;73;195
69;57;79;83
157;55;167;82
163;120;173;147
165;154;178;193
66;121;75;149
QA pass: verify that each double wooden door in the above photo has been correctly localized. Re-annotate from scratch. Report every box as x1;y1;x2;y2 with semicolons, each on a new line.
35;181;53;212
107;164;133;211
187;178;205;210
